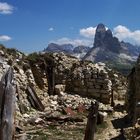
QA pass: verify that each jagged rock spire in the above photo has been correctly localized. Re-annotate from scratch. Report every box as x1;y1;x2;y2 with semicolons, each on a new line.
94;23;106;47
96;23;106;33
93;23;121;53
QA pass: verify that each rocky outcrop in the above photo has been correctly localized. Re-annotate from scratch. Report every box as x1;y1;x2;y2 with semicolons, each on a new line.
94;23;122;53
73;45;90;54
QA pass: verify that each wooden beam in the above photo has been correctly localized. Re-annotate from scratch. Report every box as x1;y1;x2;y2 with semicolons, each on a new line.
84;101;99;140
26;86;45;111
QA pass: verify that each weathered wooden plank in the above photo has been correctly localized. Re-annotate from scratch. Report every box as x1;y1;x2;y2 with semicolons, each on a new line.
26;86;45;111
0;67;16;140
0;73;6;123
84;101;99;140
111;88;115;107
1;84;15;140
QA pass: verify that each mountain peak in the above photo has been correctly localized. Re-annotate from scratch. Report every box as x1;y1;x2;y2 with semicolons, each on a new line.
83;23;139;74
94;23;106;48
106;29;113;37
96;23;106;32
94;23;121;53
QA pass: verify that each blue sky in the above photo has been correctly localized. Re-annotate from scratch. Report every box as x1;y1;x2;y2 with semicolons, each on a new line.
0;0;140;53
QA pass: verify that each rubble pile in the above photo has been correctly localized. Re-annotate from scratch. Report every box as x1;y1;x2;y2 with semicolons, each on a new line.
15;91;114;140
46;92;112;111
124;119;140;140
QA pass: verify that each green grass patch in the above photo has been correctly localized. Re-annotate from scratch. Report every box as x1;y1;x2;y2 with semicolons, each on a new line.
96;122;108;134
30;130;49;140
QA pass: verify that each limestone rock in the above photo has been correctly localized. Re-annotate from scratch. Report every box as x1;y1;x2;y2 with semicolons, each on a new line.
55;84;66;95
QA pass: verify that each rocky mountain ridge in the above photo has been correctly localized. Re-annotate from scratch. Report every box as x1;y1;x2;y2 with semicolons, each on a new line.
44;43;74;54
44;43;90;59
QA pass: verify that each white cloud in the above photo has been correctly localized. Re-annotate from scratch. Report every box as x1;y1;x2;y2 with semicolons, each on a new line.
113;25;140;45
80;26;108;38
80;27;96;38
48;27;54;31
0;35;11;41
0;2;14;14
50;37;93;47
50;25;140;47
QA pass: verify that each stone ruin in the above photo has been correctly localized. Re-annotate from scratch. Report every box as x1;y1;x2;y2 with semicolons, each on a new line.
53;52;127;104
0;49;127;114
0;47;130;139
65;62;112;104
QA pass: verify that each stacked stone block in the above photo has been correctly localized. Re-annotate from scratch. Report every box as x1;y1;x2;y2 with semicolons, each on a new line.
65;62;112;104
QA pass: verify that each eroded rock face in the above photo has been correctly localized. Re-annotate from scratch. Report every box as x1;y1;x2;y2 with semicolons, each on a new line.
94;23;107;48
86;23;122;58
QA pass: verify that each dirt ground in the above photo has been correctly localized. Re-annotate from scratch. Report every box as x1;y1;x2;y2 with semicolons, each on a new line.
16;101;128;140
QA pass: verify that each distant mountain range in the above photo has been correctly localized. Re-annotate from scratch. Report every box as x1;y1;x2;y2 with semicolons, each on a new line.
44;43;90;59
44;43;74;54
44;23;140;74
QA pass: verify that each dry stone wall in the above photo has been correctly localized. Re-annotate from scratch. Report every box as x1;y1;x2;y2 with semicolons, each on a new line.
53;53;127;104
108;71;127;100
65;62;112;104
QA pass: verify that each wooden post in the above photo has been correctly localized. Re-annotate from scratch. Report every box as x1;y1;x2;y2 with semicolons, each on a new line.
26;86;45;111
0;67;16;140
47;65;55;95
111;88;115;107
84;101;99;140
44;56;55;95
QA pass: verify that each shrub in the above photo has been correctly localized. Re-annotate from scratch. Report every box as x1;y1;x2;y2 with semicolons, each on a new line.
27;52;39;64
6;48;17;57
